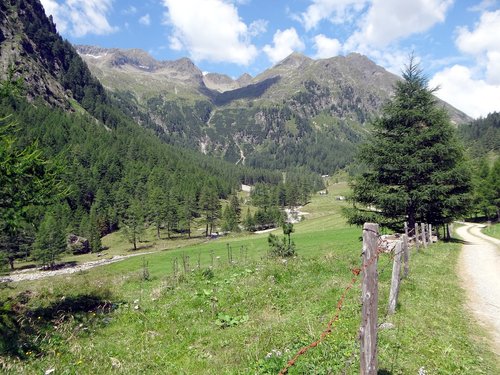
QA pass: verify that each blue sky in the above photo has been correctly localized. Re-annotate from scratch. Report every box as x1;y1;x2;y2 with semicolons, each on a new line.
40;0;500;118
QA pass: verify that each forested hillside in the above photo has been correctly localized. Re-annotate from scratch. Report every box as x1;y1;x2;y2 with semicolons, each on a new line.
458;112;500;157
458;112;500;220
0;0;327;269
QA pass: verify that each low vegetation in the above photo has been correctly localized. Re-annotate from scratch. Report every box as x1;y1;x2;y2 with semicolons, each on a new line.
1;187;498;374
483;222;500;240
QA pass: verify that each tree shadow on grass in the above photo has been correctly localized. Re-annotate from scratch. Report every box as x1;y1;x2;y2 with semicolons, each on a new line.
1;290;117;358
378;370;393;375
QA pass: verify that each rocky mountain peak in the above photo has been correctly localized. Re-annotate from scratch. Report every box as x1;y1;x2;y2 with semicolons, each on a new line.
166;57;201;76
237;73;253;86
276;52;313;69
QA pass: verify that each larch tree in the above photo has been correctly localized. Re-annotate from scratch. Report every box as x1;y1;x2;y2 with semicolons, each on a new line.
32;209;67;269
344;57;472;231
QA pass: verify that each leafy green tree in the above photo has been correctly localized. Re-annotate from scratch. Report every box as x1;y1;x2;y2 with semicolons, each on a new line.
32;209;67;269
89;204;102;252
344;57;472;230
486;159;500;220
122;198;146;250
221;194;241;232
268;223;296;257
148;186;167;239
180;191;198;238
199;184;221;236
0;113;65;269
243;208;255;232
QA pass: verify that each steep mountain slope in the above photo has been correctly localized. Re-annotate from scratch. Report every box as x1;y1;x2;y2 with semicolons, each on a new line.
458;112;500;157
77;45;471;173
0;0;284;253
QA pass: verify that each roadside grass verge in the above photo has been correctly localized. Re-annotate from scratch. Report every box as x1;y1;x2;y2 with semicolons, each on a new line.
482;222;500;240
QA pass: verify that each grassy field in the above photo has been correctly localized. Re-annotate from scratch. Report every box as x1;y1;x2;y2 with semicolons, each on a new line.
1;183;499;374
483;222;500;240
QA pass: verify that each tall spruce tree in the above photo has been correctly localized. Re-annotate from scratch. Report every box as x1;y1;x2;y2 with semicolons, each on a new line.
344;57;472;231
32;209;67;269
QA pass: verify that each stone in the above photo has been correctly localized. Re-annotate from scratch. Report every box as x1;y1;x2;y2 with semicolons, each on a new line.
67;234;90;254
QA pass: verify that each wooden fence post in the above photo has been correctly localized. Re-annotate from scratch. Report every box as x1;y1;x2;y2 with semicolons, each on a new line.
428;224;433;243
414;223;420;251
421;223;427;248
360;223;379;375
402;234;410;278
388;241;403;314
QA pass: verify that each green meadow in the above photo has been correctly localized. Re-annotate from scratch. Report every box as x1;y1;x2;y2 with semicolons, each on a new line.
1;183;498;374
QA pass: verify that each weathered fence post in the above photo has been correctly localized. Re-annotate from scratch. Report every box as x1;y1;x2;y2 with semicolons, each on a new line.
414;223;420;251
404;222;409;239
421;223;428;248
388;241;403;314
428;224;433;243
402;234;410;278
360;223;379;375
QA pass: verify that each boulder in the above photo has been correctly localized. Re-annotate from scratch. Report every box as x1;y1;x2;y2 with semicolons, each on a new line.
67;234;90;254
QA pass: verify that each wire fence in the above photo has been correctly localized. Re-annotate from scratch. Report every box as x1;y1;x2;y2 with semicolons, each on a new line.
279;222;434;374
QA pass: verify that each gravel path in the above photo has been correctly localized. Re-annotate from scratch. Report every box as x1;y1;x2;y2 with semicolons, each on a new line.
0;251;155;283
456;222;500;355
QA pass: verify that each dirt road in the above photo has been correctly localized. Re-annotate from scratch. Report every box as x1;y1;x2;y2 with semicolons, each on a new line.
456;222;500;355
0;251;154;283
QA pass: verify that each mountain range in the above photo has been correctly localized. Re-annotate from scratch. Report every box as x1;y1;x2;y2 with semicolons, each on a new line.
1;0;471;174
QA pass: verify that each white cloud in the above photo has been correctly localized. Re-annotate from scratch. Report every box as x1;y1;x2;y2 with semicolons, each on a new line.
346;0;452;49
467;0;498;12
139;14;151;26
248;19;268;37
298;0;368;31
41;0;117;37
313;34;342;59
430;65;500;118
121;5;137;15
162;0;258;65
263;28;305;64
456;10;500;84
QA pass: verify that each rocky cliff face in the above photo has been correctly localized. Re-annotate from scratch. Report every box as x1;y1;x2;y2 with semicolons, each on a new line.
0;0;69;107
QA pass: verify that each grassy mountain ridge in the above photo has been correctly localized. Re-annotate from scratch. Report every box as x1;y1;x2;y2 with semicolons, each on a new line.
77;45;471;173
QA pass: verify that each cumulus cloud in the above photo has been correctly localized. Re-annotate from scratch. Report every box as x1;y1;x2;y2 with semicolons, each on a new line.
298;0;368;31
346;0;452;49
139;14;151;26
456;10;500;84
263;28;305;64
162;0;258;65
430;65;500;118
313;34;342;59
40;0;117;37
429;9;500;118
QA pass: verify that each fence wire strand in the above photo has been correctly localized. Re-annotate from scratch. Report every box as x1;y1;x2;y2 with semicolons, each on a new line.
279;230;418;374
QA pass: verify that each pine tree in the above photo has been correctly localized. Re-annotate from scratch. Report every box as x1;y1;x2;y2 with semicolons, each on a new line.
32;210;67;269
180;191;198;238
89;204;102;252
122;198;145;250
199;184;221;236
344;57;472;230
243;207;255;232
